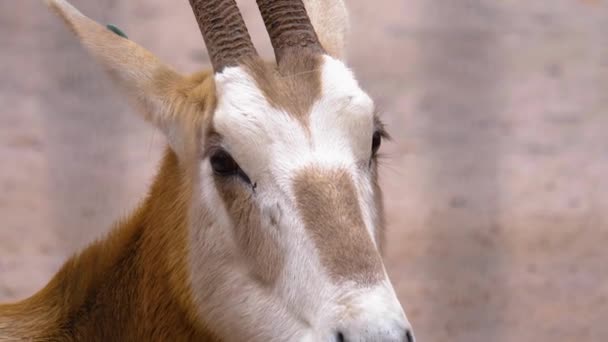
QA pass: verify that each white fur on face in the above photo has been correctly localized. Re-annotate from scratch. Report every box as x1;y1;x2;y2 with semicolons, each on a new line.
309;56;379;245
189;56;411;341
336;281;413;341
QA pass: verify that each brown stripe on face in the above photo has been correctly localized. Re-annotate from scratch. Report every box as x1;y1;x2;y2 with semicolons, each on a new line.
215;178;283;286
242;52;322;127
293;168;384;285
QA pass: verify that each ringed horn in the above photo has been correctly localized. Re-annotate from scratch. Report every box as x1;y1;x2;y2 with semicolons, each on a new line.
256;0;325;63
188;0;326;70
188;0;258;72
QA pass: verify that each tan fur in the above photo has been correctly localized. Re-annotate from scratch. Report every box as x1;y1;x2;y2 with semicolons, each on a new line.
0;3;220;335
242;53;322;127
214;176;284;287
293;168;384;285
46;0;207;158
0;150;221;341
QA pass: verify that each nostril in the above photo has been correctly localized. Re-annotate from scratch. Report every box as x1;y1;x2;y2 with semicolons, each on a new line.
335;331;345;342
404;329;414;342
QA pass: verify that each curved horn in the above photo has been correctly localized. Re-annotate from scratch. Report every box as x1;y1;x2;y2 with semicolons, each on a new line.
256;0;324;63
189;0;258;72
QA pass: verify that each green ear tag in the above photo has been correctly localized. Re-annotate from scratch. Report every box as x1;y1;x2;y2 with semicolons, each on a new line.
106;24;128;39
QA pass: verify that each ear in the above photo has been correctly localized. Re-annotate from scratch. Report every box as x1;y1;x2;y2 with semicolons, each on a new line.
45;0;191;153
303;0;350;60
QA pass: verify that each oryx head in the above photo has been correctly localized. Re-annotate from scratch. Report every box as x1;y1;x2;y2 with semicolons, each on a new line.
47;0;413;340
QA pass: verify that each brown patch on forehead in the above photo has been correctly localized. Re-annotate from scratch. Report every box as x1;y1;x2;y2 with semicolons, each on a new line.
215;179;284;286
242;52;322;126
293;168;383;285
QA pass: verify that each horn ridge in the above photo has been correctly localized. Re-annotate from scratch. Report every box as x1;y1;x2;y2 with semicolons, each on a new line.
189;0;258;72
256;0;324;63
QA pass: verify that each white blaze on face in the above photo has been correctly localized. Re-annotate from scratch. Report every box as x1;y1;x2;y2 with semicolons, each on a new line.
309;56;380;243
192;56;412;341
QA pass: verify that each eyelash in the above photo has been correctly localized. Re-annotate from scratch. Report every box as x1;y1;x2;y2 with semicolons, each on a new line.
209;149;253;185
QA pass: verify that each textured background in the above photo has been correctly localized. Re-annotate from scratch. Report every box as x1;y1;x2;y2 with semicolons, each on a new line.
1;0;607;341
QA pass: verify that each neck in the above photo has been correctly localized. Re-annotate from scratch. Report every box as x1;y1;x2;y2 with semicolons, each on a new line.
0;149;219;341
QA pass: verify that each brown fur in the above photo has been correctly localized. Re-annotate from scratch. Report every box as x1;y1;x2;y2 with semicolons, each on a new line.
293;168;384;285
0;150;220;341
0;9;220;333
242;53;323;127
215;177;284;287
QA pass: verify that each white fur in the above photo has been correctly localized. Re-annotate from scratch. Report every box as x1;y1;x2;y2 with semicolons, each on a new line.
337;282;413;341
313;55;379;244
190;59;412;341
191;162;307;341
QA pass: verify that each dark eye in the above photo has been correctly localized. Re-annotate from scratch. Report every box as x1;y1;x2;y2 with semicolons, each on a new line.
210;150;240;176
209;149;253;185
372;131;382;155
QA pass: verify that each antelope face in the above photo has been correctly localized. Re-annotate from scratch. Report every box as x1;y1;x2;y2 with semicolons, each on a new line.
198;55;413;341
188;1;413;340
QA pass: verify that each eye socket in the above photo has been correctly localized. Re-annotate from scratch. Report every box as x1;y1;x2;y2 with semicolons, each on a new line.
209;149;253;185
371;131;382;155
210;149;240;176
